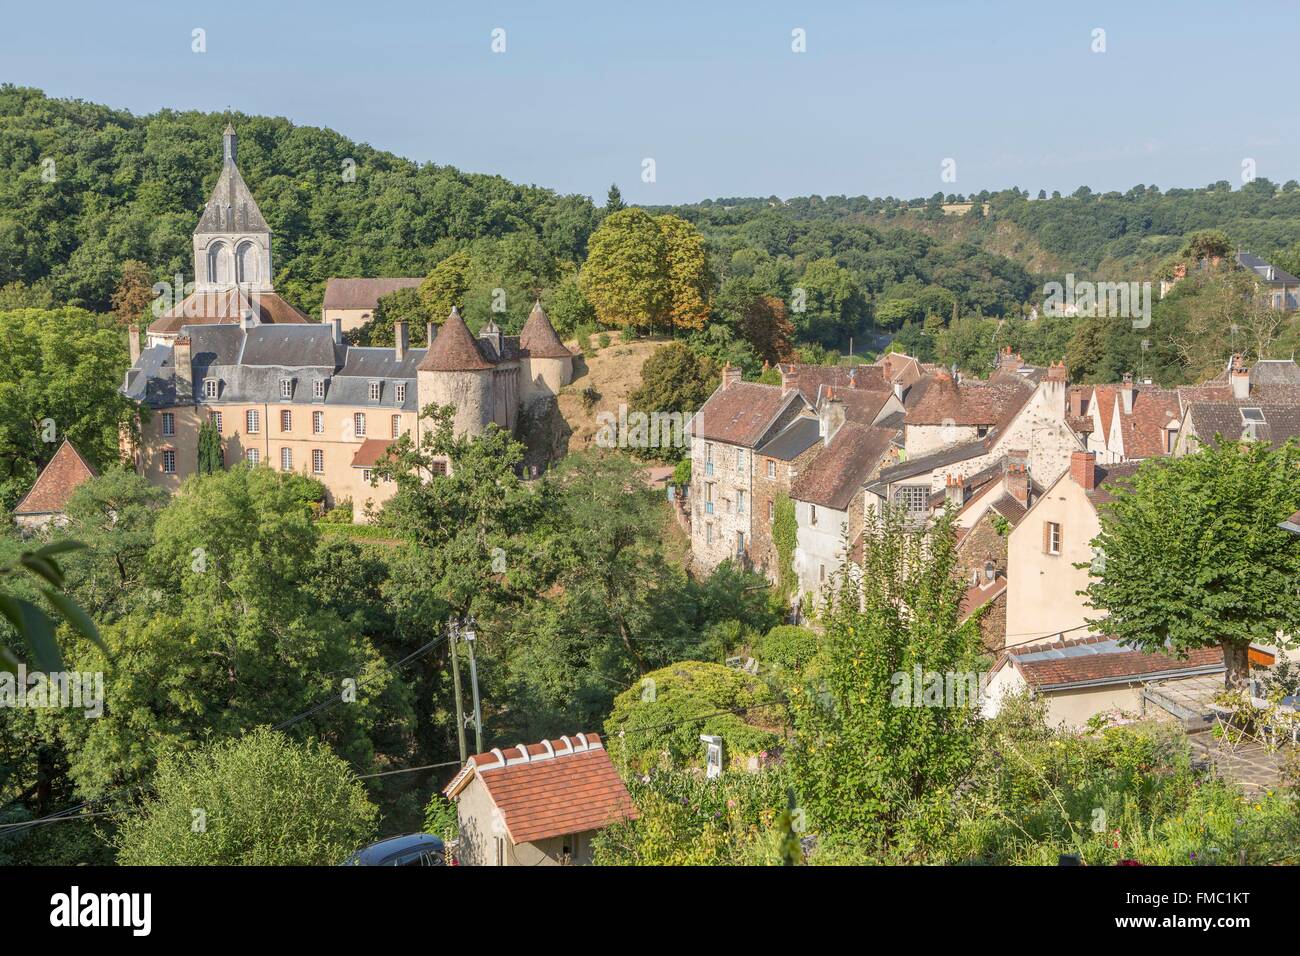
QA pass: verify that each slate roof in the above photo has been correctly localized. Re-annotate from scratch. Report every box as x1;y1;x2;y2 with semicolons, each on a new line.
417;308;495;372
322;277;423;311
14;440;97;516
124;323;423;411
1084;461;1142;508
790;423;897;510
518;301;572;359
194;146;269;235
1237;251;1300;287
994;634;1228;691
1184;402;1300;447
148;290;310;335
866;436;993;494
692;382;801;447
443;733;636;845
755;416;821;461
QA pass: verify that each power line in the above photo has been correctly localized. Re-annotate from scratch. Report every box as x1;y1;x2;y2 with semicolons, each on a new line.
356;760;462;780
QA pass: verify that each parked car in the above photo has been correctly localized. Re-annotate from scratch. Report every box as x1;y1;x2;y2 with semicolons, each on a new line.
342;833;445;866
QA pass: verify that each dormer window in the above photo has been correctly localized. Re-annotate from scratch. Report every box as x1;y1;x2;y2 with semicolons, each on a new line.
313;379;325;401
203;379;218;399
395;383;406;404
280;378;293;400
369;381;382;402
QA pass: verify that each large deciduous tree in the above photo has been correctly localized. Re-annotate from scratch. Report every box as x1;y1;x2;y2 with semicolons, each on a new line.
655;214;711;334
579;208;669;333
1084;439;1300;687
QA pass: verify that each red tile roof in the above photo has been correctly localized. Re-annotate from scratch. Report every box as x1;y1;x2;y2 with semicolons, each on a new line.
1117;386;1181;459
148;289;311;334
777;364;889;403
1001;634;1226;690
350;438;396;468
692;382;800;446
321;277;423;311
518;301;572;359
905;372;1033;428
14;440;97;516
418;307;494;372
444;733;636;844
960;574;1007;622
822;385;894;425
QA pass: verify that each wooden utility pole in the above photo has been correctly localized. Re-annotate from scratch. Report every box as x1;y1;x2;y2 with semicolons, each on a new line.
463;620;484;756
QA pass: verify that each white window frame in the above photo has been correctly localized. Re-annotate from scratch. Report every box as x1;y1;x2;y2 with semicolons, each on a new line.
280;378;293;400
313;411;324;434
354;412;366;437
392;415;401;439
281;447;292;471
280;409;292;432
246;409;260;434
246;448;260;465
369;381;382;402
203;378;218;399
161;412;174;437
210;411;222;431
395;383;406;404
313;379;325;400
312;449;324;474
162;449;176;474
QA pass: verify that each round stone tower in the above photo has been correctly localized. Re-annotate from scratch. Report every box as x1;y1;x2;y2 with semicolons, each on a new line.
417;307;495;439
518;300;573;406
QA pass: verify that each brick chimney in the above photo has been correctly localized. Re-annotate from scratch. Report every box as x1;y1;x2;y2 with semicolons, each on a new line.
722;362;742;390
394;321;408;361
945;473;966;508
1069;386;1089;419
1070;450;1096;491
780;365;798;396
1120;372;1135;415
174;335;193;402
999;346;1024;371
330;317;343;345
1230;355;1250;400
128;325;141;365
1003;453;1030;507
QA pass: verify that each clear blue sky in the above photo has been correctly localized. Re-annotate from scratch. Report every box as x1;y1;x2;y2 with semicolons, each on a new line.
4;0;1297;204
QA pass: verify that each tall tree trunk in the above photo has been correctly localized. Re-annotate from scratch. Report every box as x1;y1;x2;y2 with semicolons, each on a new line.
1222;640;1250;690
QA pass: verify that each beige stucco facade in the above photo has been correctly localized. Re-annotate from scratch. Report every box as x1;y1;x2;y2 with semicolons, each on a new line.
1005;471;1102;645
132;400;415;519
454;774;595;867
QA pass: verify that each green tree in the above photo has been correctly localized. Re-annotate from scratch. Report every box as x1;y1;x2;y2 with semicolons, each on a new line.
604;184;626;214
115;728;378;865
354;287;431;347
655;215;712;334
580;209;669;333
196;419;222;475
1084;439;1300;686
771;492;798;600
627;342;719;461
419;250;472;321
789;508;982;853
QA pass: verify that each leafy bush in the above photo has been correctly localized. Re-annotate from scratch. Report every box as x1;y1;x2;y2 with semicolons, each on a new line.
755;625;818;676
604;661;780;772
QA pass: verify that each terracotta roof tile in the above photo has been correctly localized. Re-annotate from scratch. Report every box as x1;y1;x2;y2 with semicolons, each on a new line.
905;373;1033;428
321;278;423;311
692;382;800;446
1116;386;1181;459
960;574;1006;622
417;307;495;372
518;302;572;359
350;438;396;468
14;440;97;516
148;290;311;335
1005;634;1227;690
445;734;636;845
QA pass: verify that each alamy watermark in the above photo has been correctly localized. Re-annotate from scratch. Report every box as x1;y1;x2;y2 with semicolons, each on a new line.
1;664;104;718
595;404;693;451
890;666;988;708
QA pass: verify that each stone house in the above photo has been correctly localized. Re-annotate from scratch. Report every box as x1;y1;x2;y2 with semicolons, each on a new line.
790;406;899;602
442;733;636;866
688;372;810;571
321;277;423;336
749;415;822;581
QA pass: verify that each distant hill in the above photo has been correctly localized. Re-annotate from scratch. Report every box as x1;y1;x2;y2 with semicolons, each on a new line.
0;85;598;314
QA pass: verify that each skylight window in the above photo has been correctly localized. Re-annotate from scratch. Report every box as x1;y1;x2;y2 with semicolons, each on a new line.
1240;407;1265;424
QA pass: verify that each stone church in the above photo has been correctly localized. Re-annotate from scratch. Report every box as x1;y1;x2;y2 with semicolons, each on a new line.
122;125;574;520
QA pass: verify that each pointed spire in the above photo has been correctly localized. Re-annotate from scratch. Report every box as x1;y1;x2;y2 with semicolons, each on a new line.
223;123;237;164
418;307;494;371
519;299;570;359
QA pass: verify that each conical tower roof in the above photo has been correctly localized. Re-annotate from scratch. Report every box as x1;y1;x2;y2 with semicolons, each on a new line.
519;300;571;359
418;307;494;371
195;125;270;235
